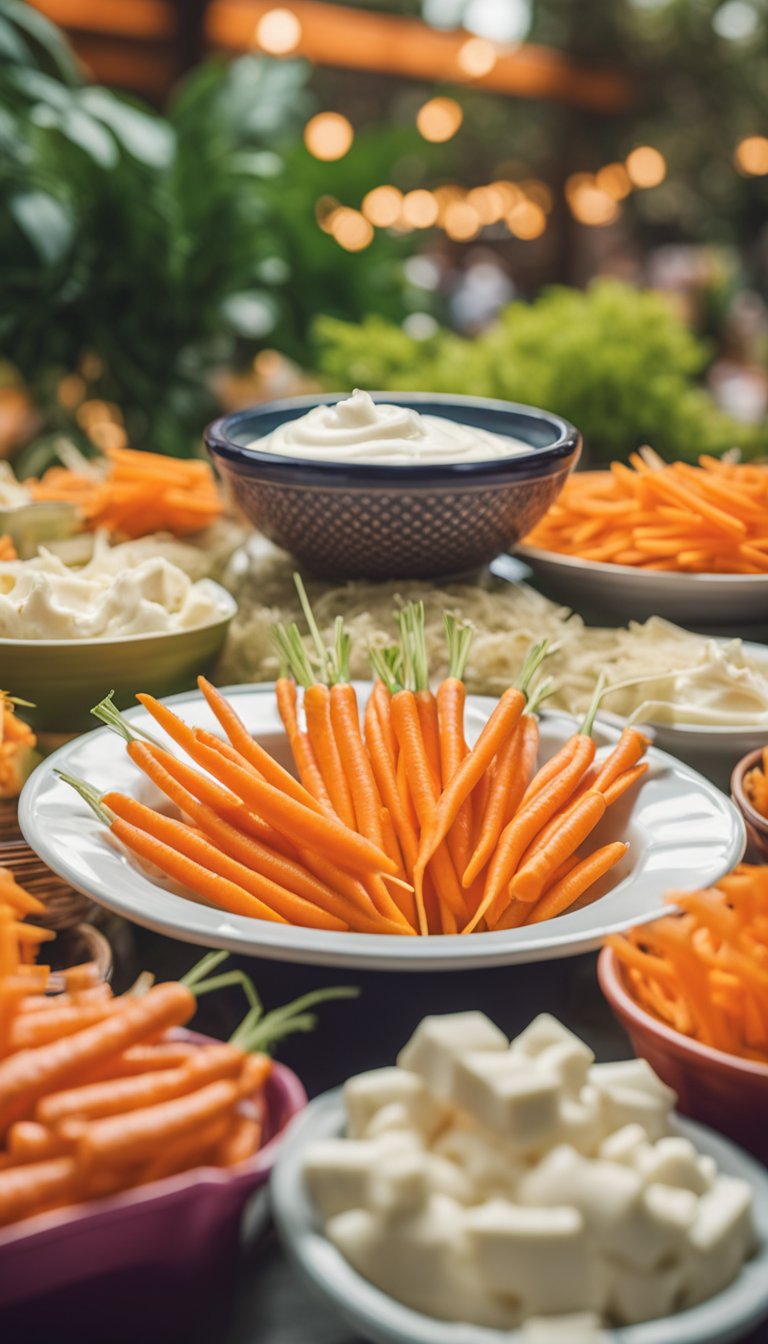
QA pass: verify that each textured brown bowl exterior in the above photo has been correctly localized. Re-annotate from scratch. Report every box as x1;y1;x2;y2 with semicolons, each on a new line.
731;748;768;863
599;946;768;1162
226;466;573;580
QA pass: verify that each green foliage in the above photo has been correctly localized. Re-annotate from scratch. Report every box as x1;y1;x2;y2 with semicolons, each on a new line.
0;6;417;460
313;280;766;462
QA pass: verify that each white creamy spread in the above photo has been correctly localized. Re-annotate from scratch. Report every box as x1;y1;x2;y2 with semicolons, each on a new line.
248;389;532;464
303;1012;755;1330
0;537;226;640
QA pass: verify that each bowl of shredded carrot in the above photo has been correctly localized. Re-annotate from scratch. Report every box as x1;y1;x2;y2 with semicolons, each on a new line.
520;450;768;624
599;865;768;1161
731;748;768;864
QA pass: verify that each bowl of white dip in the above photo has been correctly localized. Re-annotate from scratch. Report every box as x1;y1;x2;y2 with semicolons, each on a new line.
0;546;237;731
205;391;580;579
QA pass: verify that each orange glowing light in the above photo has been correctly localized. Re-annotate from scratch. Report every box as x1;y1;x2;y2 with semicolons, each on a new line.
569;185;619;226
443;201;480;240
254;8;301;54
734;135;768;175
507;200;546;239
416;97;463;143
330;207;374;250
361;185;403;227
304;112;354;161
466;185;505;225
625;146;666;188
456;36;497;78
401;189;439;228
596;161;632;199
520;179;553;213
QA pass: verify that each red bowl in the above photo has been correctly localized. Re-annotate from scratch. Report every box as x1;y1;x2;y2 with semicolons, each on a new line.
0;1034;307;1339
598;944;768;1163
731;747;768;863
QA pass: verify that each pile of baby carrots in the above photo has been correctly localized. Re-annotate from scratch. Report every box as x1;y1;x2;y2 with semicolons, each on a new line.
608;865;768;1062
29;446;222;539
0;869;352;1229
525;448;768;574
62;581;650;937
744;748;768;820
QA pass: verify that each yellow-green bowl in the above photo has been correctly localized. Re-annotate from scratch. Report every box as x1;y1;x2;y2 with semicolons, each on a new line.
1;582;237;733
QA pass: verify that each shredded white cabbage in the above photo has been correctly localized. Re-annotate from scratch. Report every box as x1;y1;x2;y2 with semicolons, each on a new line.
217;541;768;727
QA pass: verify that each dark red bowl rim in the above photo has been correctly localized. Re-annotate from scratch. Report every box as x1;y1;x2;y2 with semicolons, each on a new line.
598;944;768;1080
731;748;768;839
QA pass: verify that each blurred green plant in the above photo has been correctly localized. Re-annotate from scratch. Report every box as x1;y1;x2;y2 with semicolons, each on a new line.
0;1;420;462
313;279;766;462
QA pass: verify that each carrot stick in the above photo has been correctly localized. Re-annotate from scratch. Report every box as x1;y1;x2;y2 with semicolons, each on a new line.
143;1118;231;1182
525;841;628;924
7;1121;70;1164
197;677;323;813
371;680;397;764
275;677;333;810
191;735;396;878
303;683;357;827
416;690;441;794
76;1080;239;1169
463;723;524;888
0;982;195;1135
602;762;649;807
592;727;650;793
464;733;596;934
0;1156;79;1226
216;1114;262;1166
9;1000;122;1052
436;674;472;877
510;791;608;904
329;682;384;847
37;1044;244;1126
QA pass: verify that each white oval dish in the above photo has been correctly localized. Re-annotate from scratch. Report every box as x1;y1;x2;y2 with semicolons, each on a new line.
19;684;745;971
515;544;768;628
271;1088;768;1344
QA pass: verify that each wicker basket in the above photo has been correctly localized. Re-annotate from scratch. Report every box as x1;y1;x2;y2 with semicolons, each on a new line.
0;796;95;932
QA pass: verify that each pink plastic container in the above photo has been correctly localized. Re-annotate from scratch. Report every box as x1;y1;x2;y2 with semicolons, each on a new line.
598;944;768;1163
0;1039;306;1340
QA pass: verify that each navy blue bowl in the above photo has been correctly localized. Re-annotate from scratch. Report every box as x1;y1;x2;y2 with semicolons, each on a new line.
205;392;581;580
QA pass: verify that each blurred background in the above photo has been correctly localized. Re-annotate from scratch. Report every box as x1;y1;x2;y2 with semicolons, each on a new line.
2;0;768;468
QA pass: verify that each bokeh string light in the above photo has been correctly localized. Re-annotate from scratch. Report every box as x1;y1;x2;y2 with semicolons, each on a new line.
361;185;403;227
734;135;768;175
254;7;302;55
625;145;666;188
456;36;498;78
304;111;354;160
416;97;464;142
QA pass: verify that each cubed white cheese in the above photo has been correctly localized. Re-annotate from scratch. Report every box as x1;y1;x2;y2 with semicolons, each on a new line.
511;1016;594;1093
636;1137;712;1195
589;1059;675;1105
453;1051;561;1143
344;1067;449;1140
466;1199;606;1316
684;1176;755;1306
599;1124;651;1168
521;1313;606;1343
519;1147;644;1246
303;1138;377;1218
608;1261;686;1324
397;1012;508;1103
369;1149;428;1215
608;1182;698;1271
433;1121;523;1198
557;1087;603;1156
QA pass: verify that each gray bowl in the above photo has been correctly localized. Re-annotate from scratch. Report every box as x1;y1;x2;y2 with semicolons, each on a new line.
205;393;581;580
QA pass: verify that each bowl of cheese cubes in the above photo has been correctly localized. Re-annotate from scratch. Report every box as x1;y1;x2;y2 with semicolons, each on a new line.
271;1011;768;1344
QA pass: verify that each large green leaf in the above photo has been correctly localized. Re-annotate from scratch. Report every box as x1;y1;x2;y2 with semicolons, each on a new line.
59;105;118;168
6;65;69;107
79;88;174;167
9;189;74;264
0;14;28;62
0;0;80;85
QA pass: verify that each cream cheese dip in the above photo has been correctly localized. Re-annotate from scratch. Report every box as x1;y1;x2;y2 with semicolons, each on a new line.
248;390;533;465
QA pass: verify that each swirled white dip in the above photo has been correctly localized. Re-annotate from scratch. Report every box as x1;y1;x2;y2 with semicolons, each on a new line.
248;389;532;464
0;537;227;640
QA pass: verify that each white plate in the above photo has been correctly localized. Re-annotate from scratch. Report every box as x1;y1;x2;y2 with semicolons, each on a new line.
271;1089;768;1344
515;544;768;628
18;684;745;971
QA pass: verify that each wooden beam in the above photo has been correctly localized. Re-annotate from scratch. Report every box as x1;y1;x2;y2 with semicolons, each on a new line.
207;1;632;112
29;0;175;40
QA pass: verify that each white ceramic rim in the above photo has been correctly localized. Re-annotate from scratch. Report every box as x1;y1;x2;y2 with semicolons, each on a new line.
271;1088;768;1344
0;580;237;648
18;684;745;971
516;544;768;588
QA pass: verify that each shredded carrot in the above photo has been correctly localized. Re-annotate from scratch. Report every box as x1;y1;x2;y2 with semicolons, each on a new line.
526;452;768;573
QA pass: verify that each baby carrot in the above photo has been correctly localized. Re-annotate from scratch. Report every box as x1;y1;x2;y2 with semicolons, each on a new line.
9;1000;122;1052
509;791;608;905
527;842;628;925
0;1156;79;1226
0;982;195;1135
216;1114;262;1166
304;683;357;828
275;677;333;810
76;1079;239;1169
191;735;397;878
329;682;384;847
7;1121;70;1164
592;727;650;793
